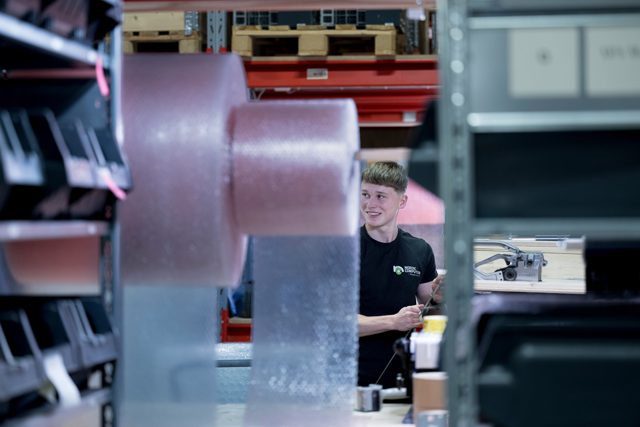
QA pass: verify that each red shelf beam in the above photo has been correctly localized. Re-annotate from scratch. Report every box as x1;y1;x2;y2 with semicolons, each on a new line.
258;88;438;124
242;59;439;125
243;58;438;88
220;309;252;343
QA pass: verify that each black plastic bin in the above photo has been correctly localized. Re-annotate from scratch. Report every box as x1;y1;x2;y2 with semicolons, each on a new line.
0;109;46;219
27;108;120;219
61;298;117;368
0;309;44;404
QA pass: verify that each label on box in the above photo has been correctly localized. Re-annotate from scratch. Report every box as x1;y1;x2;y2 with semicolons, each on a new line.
586;27;640;97
508;28;580;98
307;68;329;80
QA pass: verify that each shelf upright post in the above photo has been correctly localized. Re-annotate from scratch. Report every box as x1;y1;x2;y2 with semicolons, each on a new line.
208;11;227;53
103;20;123;427
100;218;120;427
437;0;477;426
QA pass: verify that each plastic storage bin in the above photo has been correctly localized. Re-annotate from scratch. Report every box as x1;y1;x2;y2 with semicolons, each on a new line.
0;109;46;219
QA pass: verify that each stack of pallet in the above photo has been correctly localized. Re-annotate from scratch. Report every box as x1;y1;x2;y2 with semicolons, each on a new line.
122;12;202;54
231;9;439;58
232;24;396;57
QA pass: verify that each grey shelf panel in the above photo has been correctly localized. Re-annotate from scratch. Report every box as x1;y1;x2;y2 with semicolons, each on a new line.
0;13;110;69
474;218;640;240
468;13;640;29
0;284;102;297
3;388;111;427
0;221;110;242
467;111;640;132
469;0;640;14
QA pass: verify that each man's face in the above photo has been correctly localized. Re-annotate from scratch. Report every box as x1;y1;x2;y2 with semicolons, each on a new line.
360;182;407;228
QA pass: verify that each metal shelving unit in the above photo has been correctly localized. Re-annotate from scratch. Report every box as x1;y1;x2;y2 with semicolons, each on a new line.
0;13;110;69
0;5;123;426
437;1;640;425
223;6;440;127
436;1;476;425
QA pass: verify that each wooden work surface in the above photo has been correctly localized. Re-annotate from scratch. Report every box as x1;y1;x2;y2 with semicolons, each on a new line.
217;403;411;426
352;404;412;426
474;239;585;294
475;279;585;294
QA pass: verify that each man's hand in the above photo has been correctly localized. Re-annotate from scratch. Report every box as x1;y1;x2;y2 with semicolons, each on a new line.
431;274;445;304
393;304;424;331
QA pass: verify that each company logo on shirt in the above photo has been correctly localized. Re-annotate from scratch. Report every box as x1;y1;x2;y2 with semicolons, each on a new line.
404;266;421;277
393;265;422;277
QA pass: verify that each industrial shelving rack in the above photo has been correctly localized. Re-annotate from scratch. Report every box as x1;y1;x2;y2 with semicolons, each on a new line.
437;0;640;425
243;58;439;126
0;6;123;426
201;7;440;128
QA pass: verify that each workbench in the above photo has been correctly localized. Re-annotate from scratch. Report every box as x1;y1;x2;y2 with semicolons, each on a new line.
216;403;412;426
352;403;413;426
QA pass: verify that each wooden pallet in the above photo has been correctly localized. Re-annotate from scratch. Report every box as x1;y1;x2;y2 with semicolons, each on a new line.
123;12;186;32
232;25;396;57
123;30;202;54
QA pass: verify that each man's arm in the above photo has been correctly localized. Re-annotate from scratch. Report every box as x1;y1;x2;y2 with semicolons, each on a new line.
358;305;423;337
416;274;443;305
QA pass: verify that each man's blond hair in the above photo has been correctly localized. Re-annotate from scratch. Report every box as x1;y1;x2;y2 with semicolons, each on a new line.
361;162;408;193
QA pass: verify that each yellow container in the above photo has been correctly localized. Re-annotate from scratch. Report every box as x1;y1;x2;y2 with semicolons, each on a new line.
423;315;447;334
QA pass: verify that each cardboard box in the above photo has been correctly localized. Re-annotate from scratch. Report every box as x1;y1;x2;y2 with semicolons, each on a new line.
413;372;447;424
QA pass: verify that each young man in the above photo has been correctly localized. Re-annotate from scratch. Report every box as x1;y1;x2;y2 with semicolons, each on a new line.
358;161;441;389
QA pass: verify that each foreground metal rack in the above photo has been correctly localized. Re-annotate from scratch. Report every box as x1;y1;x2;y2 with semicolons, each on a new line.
436;1;640;425
0;3;123;425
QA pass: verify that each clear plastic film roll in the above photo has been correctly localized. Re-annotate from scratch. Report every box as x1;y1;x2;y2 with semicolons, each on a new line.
122;286;219;427
245;235;359;427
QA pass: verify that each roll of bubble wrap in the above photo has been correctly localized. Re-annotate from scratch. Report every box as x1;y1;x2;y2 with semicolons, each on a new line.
244;235;359;427
233;101;360;236
121;53;361;427
122;53;360;289
122;54;247;289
